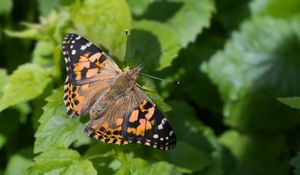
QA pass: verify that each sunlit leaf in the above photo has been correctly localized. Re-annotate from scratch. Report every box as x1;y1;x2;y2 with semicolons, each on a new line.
115;158;180;175
0;64;51;112
28;147;96;175
126;20;180;71
0;69;8;98
277;97;300;110
250;0;300;17
127;0;154;16
4;155;32;175
34;88;87;153
167;0;215;47
69;0;131;60
0;0;12;15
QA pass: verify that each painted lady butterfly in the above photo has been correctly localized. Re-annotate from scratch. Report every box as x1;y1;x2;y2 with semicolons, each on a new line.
62;34;176;150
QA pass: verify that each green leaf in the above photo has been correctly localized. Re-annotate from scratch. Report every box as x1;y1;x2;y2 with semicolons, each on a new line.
164;101;217;172
0;134;6;149
202;17;300;133
0;69;8;98
4;155;33;175
32;40;55;67
167;0;216;47
277;97;300;110
115;158;180;175
0;63;51;112
127;0;154;16
250;0;300;18
0;0;12;15
220;130;289;175
28;147;96;175
126;20;180;71
34;88;87;153
291;152;300;175
69;0;131;60
37;0;60;16
216;0;251;30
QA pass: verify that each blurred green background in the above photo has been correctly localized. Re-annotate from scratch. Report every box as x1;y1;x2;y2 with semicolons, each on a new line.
1;0;300;174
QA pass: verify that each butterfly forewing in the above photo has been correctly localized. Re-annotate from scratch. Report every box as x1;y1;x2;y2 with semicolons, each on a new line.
62;34;121;117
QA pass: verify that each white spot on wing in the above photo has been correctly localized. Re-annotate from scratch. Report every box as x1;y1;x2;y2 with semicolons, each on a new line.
158;124;163;130
153;134;159;139
80;45;87;50
161;119;166;125
71;50;76;55
169;131;173;136
75;36;81;40
145;142;151;146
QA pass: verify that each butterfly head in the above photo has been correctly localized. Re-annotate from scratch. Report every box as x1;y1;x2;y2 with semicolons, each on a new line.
126;64;142;81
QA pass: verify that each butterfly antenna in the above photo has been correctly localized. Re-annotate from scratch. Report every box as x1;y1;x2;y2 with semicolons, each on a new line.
139;72;181;85
139;73;165;82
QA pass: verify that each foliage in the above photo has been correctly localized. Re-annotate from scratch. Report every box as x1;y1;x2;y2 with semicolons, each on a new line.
0;0;300;175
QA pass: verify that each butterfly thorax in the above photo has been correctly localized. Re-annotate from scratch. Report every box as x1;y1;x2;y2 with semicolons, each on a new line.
90;66;141;119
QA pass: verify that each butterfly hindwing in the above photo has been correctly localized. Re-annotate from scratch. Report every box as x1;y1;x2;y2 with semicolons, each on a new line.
124;87;176;150
84;92;137;145
84;87;176;150
62;34;122;117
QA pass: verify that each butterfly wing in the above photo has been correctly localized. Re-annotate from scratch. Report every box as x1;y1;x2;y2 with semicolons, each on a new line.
62;33;122;117
85;87;176;150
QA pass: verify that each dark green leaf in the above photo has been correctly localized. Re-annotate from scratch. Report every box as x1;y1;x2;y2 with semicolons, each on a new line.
0;134;5;149
290;152;300;175
164;101;217;172
220;130;289;175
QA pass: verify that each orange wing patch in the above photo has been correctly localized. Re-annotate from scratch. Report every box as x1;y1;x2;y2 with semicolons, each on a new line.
85;120;128;145
126;101;156;137
86;68;99;78
129;110;139;122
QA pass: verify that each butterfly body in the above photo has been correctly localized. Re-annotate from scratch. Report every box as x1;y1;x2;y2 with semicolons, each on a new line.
90;66;141;119
62;33;176;150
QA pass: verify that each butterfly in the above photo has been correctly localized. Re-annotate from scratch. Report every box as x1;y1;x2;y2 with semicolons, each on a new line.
62;33;176;150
